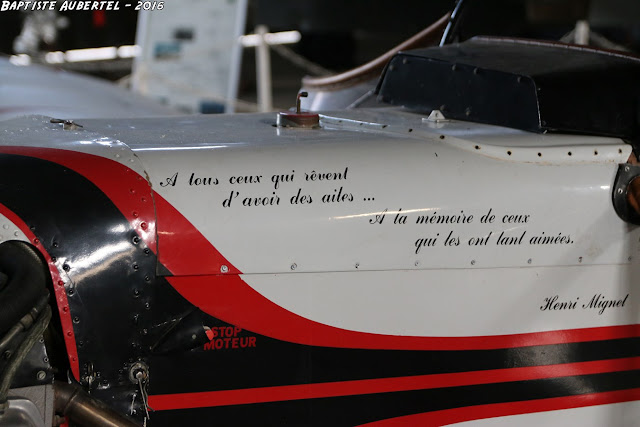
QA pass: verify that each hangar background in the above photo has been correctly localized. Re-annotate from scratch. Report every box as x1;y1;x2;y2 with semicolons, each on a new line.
1;0;640;114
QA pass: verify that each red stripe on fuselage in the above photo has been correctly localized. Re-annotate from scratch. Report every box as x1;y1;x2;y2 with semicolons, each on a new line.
0;204;80;380
168;274;640;351
148;356;640;411
0;147;157;252
361;388;640;426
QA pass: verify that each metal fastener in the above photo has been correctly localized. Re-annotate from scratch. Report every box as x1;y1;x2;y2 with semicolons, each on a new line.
37;371;46;380
220;265;229;273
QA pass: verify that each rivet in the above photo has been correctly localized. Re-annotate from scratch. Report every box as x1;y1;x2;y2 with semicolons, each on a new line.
144;275;150;282
132;236;140;244
415;261;420;267
133;289;140;296
625;166;630;172
2;224;8;230
527;259;532;264
143;248;150;255
14;231;19;237
140;222;147;230
63;306;69;312
63;263;70;272
618;188;624;194
51;256;57;262
73;316;80;323
72;356;77;361
471;260;476;265
53;242;59;248
578;257;583;263
43;357;49;363
132;211;139;218
133;264;139;270
67;288;74;295
58;280;65;286
290;263;297;271
67;331;72;337
145;302;150;310
355;263;359;269
37;371;46;380
141;197;147;203
3;351;11;360
129;188;136;194
220;265;229;273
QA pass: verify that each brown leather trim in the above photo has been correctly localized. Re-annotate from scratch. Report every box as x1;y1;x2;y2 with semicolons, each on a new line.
472;36;640;63
302;12;451;91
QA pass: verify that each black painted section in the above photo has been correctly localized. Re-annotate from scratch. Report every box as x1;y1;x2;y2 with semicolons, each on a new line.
151;314;640;394
377;37;640;139
0;153;194;420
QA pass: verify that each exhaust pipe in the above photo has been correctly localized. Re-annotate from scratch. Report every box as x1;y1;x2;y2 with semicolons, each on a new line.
54;381;139;427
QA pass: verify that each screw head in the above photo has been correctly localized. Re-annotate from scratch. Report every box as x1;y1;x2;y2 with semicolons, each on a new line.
220;265;229;273
470;260;476;266
37;371;46;380
290;263;297;271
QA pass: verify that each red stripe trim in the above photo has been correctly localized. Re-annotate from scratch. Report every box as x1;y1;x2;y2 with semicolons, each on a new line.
168;275;640;351
148;356;640;411
362;388;640;426
0;204;80;380
154;194;240;275
0;147;156;252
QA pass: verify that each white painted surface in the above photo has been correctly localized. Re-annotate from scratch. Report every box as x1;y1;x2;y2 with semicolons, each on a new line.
452;400;640;426
243;264;639;336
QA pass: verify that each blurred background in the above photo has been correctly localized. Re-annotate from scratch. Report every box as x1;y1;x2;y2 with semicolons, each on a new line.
1;0;639;116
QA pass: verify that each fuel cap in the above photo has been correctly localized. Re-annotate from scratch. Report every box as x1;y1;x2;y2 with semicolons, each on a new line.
276;92;320;128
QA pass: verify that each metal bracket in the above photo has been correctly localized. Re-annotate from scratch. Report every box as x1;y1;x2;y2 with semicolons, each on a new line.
612;163;640;224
